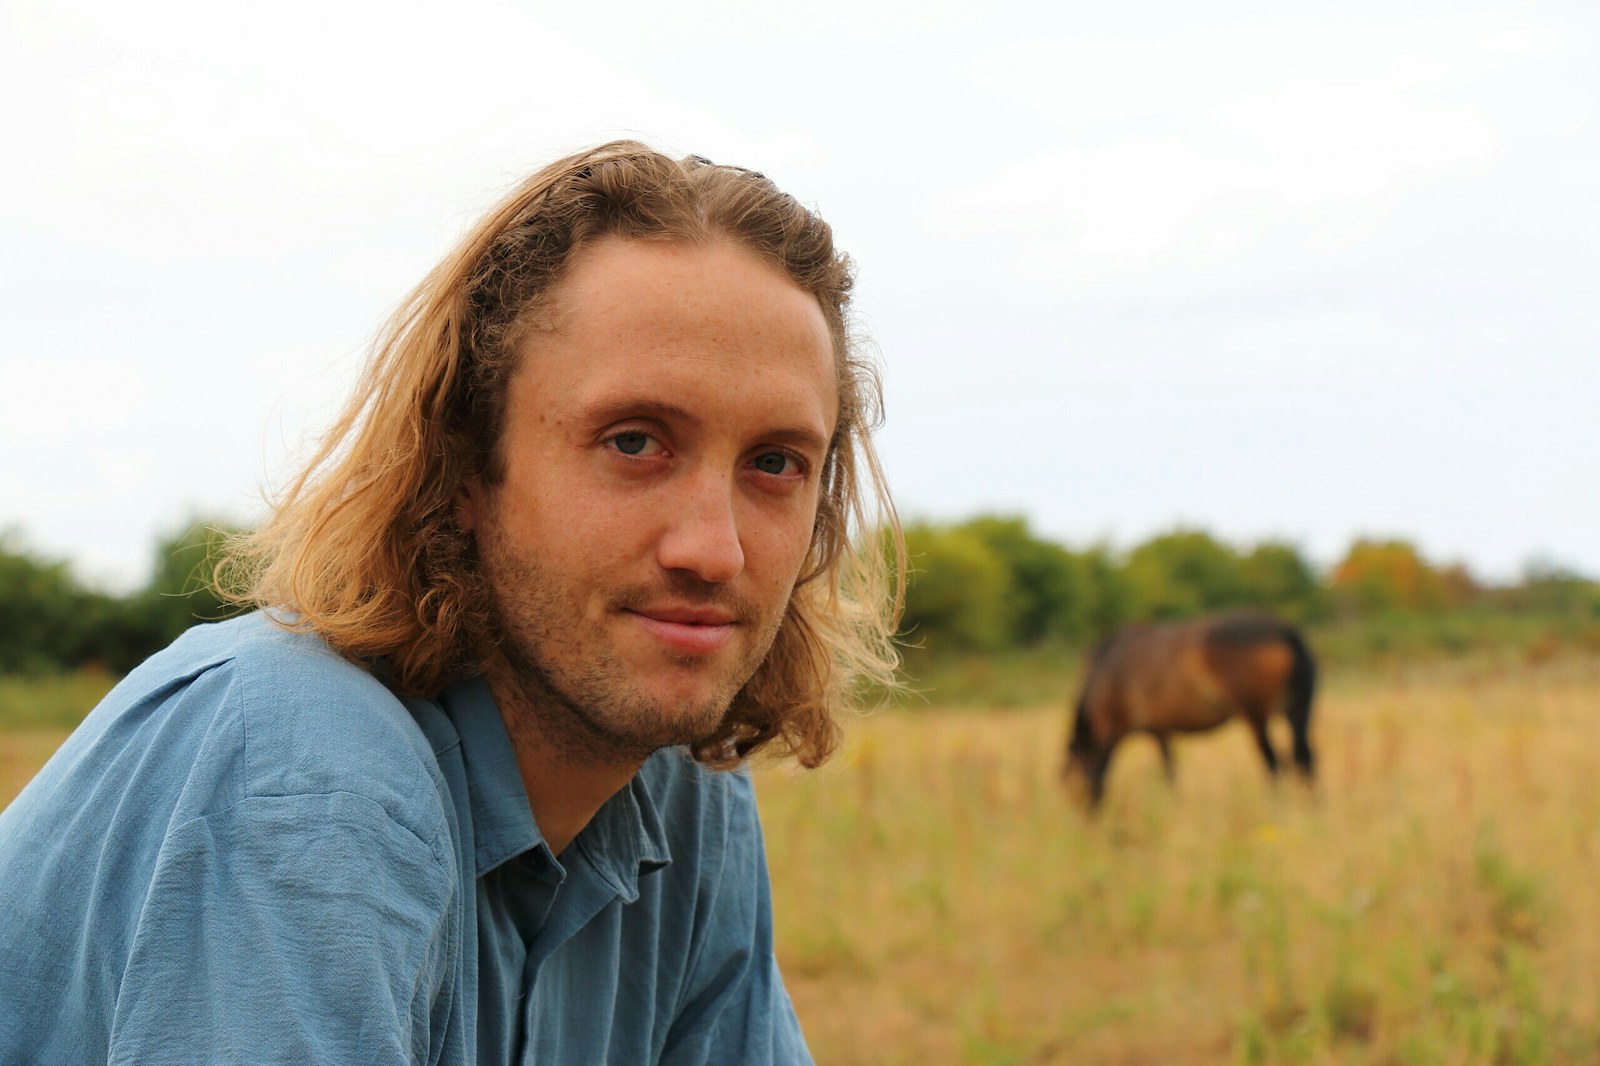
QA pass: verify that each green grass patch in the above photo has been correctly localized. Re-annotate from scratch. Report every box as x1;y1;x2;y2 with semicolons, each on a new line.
0;671;116;731
1305;610;1600;668
886;641;1080;709
878;611;1600;714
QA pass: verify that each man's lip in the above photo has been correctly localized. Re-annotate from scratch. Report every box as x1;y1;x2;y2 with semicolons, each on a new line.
628;606;738;626
625;607;738;654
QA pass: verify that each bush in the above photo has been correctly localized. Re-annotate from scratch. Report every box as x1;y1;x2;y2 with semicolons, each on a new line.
899;523;1013;652
0;520;241;675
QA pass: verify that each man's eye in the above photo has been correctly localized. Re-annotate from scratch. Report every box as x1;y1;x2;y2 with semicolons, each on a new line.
752;452;798;476
611;432;654;456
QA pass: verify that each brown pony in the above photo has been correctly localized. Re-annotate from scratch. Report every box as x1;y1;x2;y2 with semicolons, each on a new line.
1062;610;1316;808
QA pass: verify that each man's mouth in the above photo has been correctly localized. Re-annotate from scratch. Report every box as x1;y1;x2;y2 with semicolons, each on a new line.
625;606;738;654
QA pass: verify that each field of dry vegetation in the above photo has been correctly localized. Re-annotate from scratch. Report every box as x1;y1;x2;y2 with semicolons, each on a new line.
3;656;1596;1064
759;655;1600;1064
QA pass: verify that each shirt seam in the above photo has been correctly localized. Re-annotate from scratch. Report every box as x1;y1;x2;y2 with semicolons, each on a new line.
234;656;451;866
164;789;452;869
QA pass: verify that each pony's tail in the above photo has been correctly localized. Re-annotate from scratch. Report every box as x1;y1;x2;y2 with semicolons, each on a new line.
1062;690;1089;779
1282;625;1317;777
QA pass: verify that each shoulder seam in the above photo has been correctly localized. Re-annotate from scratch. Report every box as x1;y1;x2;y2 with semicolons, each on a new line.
167;790;453;871
229;663;452;867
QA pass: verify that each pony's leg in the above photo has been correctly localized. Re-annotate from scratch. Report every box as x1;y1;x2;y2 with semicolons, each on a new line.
1155;734;1176;783
1281;627;1317;780
1249;715;1281;776
1088;743;1118;811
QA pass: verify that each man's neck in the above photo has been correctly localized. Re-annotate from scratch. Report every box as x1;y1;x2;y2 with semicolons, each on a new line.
481;663;644;857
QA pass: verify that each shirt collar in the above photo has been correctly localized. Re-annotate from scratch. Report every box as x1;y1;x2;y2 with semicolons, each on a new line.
439;675;673;890
439;675;540;876
572;758;673;903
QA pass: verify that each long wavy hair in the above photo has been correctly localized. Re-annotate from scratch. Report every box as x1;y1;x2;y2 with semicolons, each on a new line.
221;141;902;769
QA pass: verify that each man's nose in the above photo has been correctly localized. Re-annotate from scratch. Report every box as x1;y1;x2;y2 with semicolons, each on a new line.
655;470;746;584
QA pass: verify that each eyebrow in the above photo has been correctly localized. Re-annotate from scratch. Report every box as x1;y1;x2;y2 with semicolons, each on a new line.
580;397;833;454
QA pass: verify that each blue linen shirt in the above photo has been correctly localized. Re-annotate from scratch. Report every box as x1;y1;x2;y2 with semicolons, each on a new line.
0;613;812;1064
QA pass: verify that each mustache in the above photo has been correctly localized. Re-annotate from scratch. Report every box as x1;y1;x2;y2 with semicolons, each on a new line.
608;573;764;625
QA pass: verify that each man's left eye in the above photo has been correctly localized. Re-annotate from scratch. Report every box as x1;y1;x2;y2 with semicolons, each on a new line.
752;452;798;476
610;432;656;456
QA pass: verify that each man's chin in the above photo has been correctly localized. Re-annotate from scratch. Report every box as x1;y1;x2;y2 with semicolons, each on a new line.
635;692;738;745
568;673;737;750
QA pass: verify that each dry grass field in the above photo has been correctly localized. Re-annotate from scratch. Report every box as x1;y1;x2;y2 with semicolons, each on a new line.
3;657;1596;1063
0;728;71;809
759;657;1600;1064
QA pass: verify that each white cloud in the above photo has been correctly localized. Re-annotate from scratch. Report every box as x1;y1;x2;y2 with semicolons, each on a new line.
0;0;830;266
931;72;1498;271
0;357;150;441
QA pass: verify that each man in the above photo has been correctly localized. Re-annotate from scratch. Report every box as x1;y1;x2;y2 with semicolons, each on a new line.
0;142;902;1064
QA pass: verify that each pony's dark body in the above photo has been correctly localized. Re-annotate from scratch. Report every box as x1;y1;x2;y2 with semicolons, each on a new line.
1064;610;1316;807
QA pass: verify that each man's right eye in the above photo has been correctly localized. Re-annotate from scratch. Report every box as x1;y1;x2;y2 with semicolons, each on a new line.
608;432;661;457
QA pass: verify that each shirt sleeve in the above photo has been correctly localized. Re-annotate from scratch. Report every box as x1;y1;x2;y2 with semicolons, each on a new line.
109;791;457;1066
658;774;814;1066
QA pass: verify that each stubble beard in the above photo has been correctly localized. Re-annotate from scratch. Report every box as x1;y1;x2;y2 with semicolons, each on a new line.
477;531;785;769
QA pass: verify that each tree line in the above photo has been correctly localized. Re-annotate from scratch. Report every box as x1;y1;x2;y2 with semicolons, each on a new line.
896;516;1600;656
2;517;1598;675
0;524;234;674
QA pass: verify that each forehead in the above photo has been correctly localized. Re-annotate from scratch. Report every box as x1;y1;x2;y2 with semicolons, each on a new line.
547;237;833;351
512;238;840;436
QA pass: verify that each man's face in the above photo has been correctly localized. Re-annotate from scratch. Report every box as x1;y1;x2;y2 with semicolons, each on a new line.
458;237;839;761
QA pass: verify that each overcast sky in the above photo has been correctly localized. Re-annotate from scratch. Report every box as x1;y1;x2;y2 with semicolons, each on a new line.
3;0;1596;589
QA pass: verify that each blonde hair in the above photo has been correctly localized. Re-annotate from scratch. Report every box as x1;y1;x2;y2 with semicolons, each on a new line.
222;141;902;769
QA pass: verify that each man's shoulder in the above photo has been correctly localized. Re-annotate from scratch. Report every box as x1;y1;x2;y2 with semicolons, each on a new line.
108;613;458;841
127;613;423;747
136;610;373;691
